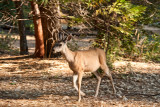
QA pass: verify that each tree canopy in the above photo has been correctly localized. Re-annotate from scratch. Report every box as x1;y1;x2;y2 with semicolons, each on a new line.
0;0;159;61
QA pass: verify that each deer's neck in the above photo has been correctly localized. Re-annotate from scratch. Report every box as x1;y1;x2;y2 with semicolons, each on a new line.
62;45;75;63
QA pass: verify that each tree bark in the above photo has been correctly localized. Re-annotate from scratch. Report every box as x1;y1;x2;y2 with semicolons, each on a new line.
15;1;28;55
40;1;60;58
31;1;45;58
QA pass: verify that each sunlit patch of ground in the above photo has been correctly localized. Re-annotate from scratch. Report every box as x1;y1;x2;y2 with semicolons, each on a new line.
11;35;35;54
113;61;160;73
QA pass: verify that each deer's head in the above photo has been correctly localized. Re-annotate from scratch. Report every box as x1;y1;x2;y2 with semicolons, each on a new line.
52;36;72;53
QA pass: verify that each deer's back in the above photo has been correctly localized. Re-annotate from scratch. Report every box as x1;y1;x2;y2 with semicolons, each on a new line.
69;48;106;73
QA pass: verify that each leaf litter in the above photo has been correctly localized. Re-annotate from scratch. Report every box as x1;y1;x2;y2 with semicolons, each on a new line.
0;55;160;107
0;35;160;106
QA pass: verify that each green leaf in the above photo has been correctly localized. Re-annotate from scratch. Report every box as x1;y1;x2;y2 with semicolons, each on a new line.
10;82;16;85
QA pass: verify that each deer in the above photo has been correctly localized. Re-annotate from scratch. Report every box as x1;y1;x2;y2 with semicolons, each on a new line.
52;36;116;102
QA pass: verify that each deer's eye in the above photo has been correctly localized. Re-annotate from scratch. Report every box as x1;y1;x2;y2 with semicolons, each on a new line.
59;44;62;46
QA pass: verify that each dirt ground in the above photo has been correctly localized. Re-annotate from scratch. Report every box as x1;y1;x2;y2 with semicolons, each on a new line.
0;35;160;107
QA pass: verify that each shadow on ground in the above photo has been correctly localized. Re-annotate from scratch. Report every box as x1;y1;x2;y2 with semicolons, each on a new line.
0;72;160;103
0;55;160;107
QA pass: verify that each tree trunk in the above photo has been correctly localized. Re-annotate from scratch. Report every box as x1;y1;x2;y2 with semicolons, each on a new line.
40;1;60;58
31;1;45;58
15;1;28;55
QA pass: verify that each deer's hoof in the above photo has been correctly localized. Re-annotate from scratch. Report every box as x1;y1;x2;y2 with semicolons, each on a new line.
113;90;117;95
78;98;81;102
94;95;98;98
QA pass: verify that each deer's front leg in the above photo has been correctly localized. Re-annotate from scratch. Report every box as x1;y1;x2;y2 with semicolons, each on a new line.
78;72;83;102
73;74;85;96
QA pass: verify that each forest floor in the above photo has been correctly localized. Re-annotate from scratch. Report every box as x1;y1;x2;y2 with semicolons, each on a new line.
0;35;160;107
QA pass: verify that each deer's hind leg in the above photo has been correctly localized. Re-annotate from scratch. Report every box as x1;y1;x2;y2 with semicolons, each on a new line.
100;64;116;94
93;71;102;97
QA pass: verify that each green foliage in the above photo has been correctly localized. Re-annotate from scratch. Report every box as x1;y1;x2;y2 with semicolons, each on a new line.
23;4;34;33
37;0;48;5
0;0;34;33
85;0;146;62
0;32;18;55
142;33;160;62
0;33;15;50
65;16;84;27
0;0;16;26
61;0;160;63
0;0;159;62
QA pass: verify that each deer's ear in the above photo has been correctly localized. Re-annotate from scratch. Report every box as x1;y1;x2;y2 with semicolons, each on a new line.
64;35;72;43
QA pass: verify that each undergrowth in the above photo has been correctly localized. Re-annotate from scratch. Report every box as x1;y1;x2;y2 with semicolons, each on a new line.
0;33;19;55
